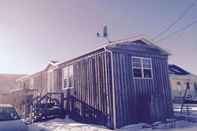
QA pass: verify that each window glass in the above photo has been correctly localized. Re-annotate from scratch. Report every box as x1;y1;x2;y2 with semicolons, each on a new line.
63;67;68;88
68;76;73;87
64;78;68;88
177;81;181;85
133;68;142;78
143;69;152;78
69;65;73;76
132;57;141;68
133;62;141;68
63;65;73;89
132;57;141;63
69;65;74;87
143;59;151;68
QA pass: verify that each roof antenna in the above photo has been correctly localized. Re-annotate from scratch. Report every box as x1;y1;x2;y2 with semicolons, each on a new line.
97;25;111;43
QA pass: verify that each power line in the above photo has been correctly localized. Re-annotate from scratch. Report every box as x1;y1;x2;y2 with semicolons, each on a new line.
155;19;197;42
153;2;196;40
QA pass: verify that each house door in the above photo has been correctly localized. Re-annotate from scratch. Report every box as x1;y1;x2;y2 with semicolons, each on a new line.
136;95;151;123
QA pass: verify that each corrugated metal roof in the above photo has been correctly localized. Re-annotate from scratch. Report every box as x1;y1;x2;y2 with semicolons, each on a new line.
96;36;169;55
59;37;169;67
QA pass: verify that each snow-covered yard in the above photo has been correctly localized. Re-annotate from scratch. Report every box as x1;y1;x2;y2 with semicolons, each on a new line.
28;104;197;131
28;118;197;131
28;118;109;131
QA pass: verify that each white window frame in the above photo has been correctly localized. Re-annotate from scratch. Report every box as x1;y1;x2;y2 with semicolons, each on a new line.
132;56;153;79
30;78;34;89
62;65;74;90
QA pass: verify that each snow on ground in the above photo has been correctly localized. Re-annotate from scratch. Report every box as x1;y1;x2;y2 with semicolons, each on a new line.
29;118;109;131
174;103;197;116
28;118;197;131
29;104;197;131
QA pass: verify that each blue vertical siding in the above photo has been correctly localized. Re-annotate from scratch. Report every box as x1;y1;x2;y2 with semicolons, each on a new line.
65;51;115;129
111;50;173;128
58;41;173;129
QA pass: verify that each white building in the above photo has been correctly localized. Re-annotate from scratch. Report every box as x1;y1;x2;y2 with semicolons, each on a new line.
169;64;197;101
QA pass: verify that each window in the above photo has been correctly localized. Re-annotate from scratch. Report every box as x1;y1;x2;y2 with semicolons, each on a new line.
47;70;54;92
177;81;181;85
63;65;74;89
132;57;152;79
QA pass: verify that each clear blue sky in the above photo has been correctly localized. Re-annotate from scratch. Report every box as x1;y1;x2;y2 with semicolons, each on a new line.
0;0;196;74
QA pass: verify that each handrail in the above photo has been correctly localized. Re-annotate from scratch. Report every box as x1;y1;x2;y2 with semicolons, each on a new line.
29;92;64;106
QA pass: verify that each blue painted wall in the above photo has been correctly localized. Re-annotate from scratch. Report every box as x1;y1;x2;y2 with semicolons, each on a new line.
109;42;173;128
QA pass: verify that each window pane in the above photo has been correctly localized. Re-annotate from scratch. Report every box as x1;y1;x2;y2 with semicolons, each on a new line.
133;62;141;68
143;59;151;68
63;67;69;88
144;69;152;78
132;57;141;63
132;58;141;68
133;68;142;78
177;81;181;85
69;65;73;76
63;65;74;88
143;64;151;68
68;76;73;87
64;79;68;88
63;67;69;79
69;65;73;87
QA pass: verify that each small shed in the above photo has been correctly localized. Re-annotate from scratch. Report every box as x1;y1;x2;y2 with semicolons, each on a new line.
56;37;173;129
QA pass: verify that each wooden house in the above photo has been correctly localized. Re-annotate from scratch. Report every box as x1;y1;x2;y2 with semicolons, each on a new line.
18;37;173;129
57;37;173;128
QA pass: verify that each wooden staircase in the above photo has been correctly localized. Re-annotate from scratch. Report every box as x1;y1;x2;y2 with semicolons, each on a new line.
26;92;108;125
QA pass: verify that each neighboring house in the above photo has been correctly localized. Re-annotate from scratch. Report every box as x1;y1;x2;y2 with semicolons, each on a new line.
0;74;25;101
0;74;26;112
168;64;197;101
16;60;61;116
0;74;25;94
17;60;60;97
18;37;173;129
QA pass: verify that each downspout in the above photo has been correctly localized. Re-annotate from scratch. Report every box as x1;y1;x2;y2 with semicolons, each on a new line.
104;47;116;129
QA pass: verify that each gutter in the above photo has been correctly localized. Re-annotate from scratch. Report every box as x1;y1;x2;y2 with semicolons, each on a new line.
104;47;116;129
